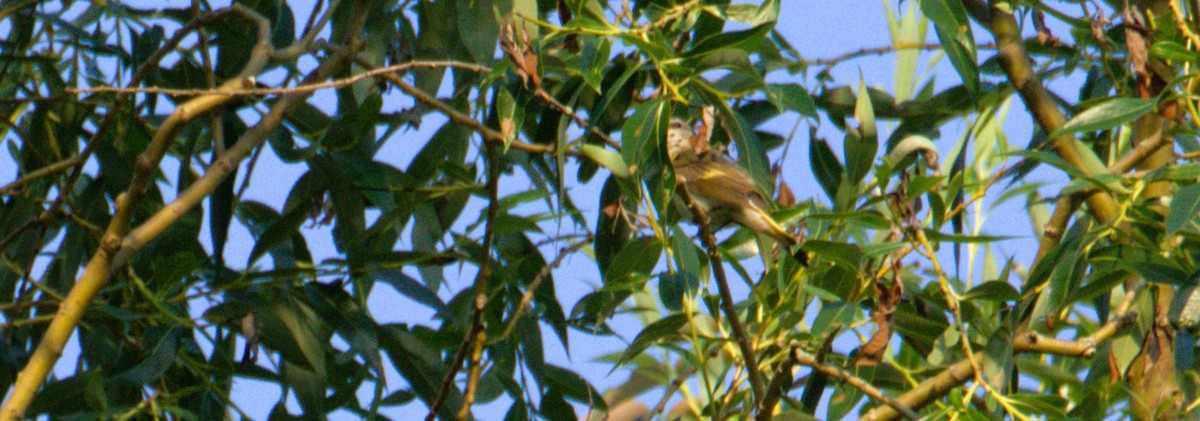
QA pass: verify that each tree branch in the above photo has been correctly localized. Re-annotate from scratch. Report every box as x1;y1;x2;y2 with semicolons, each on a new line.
496;237;592;343
0;2;358;417
0;73;262;421
755;347;798;421
349;55;578;158
425;121;502;420
67;60;491;97
457;136;502;419
809;42;997;68
859;310;1136;420
673;183;766;406
978;1;1121;224
788;350;918;420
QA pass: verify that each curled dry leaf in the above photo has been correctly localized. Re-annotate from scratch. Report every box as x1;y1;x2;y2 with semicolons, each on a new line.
502;22;541;88
1033;9;1060;46
773;164;795;207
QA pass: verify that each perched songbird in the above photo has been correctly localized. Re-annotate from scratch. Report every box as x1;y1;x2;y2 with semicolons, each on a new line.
666;119;806;265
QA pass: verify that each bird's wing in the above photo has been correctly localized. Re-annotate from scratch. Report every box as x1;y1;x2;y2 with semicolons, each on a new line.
676;159;763;208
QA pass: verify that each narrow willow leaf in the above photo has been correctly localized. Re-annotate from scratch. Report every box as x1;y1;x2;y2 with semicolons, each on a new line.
1050;97;1156;138
1167;185;1200;235
616;313;688;366
579;144;630;177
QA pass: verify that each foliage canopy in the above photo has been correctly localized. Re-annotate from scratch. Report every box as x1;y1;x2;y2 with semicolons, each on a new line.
3;0;1200;420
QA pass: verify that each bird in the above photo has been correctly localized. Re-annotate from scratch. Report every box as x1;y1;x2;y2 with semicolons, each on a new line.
666;118;807;265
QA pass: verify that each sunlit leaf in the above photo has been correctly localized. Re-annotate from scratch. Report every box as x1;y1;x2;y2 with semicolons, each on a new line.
1050;97;1156;138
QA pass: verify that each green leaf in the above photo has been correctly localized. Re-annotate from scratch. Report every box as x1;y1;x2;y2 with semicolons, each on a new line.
505;400;530;421
379;325;462;419
982;321;1015;395
658;271;700;312
827;365;871;419
722;0;780;26
671;225;704;282
257;292;328;373
1150;40;1200;62
961;281;1020;302
683;22;775;60
108;328;180;386
620;99;665;171
312;155;367;254
845;77;878;184
810;137;844;204
245;171;325;267
767;83;818;119
595;176;632;278
281;359;327;416
27;370;105;416
511;0;539;40
812;301;858;335
380;389;416;406
579;144;630;177
1050;97;1156;138
1167;184;1200;235
541;365;607;410
304;281;383;374
604;236;663;284
920;0;978;95
497;87;518;151
803;240;864;273
540;390;577;421
617;313;689;366
1007;393;1068;418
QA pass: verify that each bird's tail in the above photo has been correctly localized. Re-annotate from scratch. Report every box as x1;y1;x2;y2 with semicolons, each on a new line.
738;204;807;266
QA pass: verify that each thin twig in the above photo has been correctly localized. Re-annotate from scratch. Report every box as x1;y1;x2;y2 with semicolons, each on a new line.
1169;2;1200;49
0;154;82;196
68;61;490;97
458;137;502;419
1033;193;1082;264
792;350;912;421
755;348;798;421
270;0;341;61
424;121;502;420
650;376;688;417
349;55;578;158
532;88;621;150
809;42;997;67
496;237;592;343
790;350;918;420
673;184;766;406
1109;127;1169;173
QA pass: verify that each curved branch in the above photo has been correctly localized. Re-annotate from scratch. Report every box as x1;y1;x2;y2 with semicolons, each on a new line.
0;3;351;418
271;0;341;61
980;2;1121;224
349;55;578;157
788;350;918;420
0;78;260;421
860;310;1136;420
